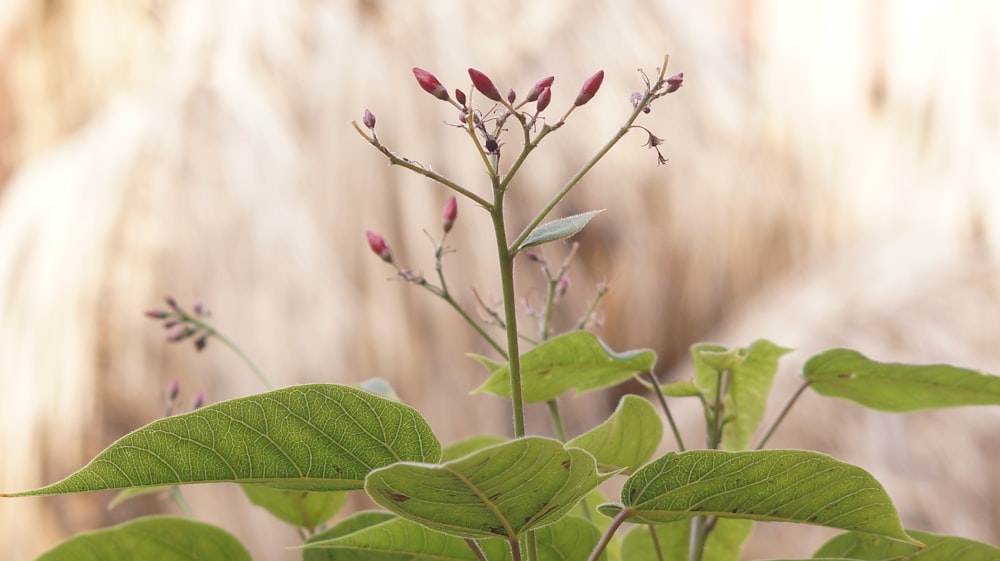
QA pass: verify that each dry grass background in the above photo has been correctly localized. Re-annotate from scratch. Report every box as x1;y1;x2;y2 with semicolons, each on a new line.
0;1;998;559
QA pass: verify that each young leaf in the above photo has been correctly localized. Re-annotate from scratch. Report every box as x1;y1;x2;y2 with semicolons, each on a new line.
3;384;441;496
441;434;508;462
304;517;508;561
304;510;397;561
803;348;1000;411
473;331;656;402
604;449;914;543
107;485;171;510
814;529;1000;560
365;437;607;540
35;516;250;561
690;340;792;450
619;519;752;561
240;484;346;531
567;395;663;473
533;516;605;561
516;210;604;251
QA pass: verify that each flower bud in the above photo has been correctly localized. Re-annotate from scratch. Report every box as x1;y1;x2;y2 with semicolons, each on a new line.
574;70;604;106
164;295;181;313
362;108;376;129
191;392;205;410
536;87;552;112
442;196;458;233
166;324;195;342
665;72;684;93
525;76;555;102
468;68;502;102
145;308;171;319
454;88;467;106
167;378;180;401
194;333;209;352
366;230;393;264
556;274;570;298
412;67;450;101
507;88;516;104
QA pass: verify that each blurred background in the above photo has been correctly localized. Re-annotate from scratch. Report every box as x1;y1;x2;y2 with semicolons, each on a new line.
1;0;998;559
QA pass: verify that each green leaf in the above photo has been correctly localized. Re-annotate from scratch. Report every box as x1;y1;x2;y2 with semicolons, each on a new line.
516;210;604;251
473;331;657;403
107;485;171;510
606;449;913;543
567;395;662;473
441;434;508;462
304;511;398;561
4;384;441;496
365;437;606;540
305;517;508;561
36;516;250;561
659;381;702;397
803;348;1000;412
619;519;752;561
240;484;346;531
534;516;605;561
690;340;792;450
814;529;1000;560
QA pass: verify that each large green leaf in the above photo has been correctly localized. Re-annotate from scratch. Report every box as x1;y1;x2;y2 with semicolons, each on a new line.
814;529;1000;560
803;349;1000;411
690;340;792;450
534;516;605;561
365;437;607;540
3;384;441;496
619;519;752;561
567;394;662;473
240;484;347;531
599;449;914;543
516;210;604;251
36;516;250;561
441;434;508;462
304;517;508;561
304;511;397;561
472;331;656;402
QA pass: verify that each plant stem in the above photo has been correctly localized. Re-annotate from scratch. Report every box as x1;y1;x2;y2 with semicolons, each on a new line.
588;508;630;561
546;400;568;442
689;518;707;561
644;370;685;451
169;485;193;518
754;380;812;450
648;525;665;561
185;315;275;391
510;536;523;561
492;195;526;438
464;539;489;561
526;532;539;561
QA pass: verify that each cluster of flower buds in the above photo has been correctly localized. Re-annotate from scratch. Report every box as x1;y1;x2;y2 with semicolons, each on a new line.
145;296;211;351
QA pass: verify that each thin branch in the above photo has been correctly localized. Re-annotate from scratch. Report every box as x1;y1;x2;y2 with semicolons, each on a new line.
754;379;812;450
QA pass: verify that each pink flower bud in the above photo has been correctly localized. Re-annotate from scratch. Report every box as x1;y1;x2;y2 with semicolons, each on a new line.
412;67;450;101
164;295;181;313
507;88;516;104
556;274;570;298
362;108;376;129
574;70;604;106
525;76;555;102
191;392;205;410
665;72;684;93
145;308;171;319
536;87;552;112
366;230;393;263
454;89;466;106
442;196;458;233
167;378;180;401
166;325;195;342
468;68;502;102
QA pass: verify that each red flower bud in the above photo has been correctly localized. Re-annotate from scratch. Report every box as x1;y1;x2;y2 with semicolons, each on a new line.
454;88;467;106
665;72;684;93
574;70;604;106
362;108;376;129
167;378;180;401
468;68;502;102
507;88;516;104
442;196;458;233
366;230;394;263
412;67;450;101
536;87;552;112
191;392;205;410
525;76;555;102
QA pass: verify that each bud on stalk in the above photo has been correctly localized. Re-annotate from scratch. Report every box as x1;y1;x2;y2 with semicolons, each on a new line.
468;68;503;102
366;231;394;264
362;108;376;129
536;87;552;112
574;70;604;106
525;76;555;102
665;72;684;93
442;196;458;233
412;67;450;101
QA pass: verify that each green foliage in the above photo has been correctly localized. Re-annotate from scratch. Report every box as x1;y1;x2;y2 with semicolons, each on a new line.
814;529;1000;560
440;434;508;462
365;437;608;540
305;517;509;561
240;484;347;531
35;516;250;561
804;348;1000;411
304;511;397;561
4;384;441;497
516;210;605;251
619;519;752;561
600;449;914;543
567;394;662;473
472;331;656;402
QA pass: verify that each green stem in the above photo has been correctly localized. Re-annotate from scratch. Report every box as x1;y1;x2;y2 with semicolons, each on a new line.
526;531;539;561
492;196;526;438
169;485;193;518
432;249;508;358
588;508;630;561
644;371;685;451
648;525;665;561
185;315;275;390
754;380;812;450
689;518;707;561
464;539;489;561
546;400;567;442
